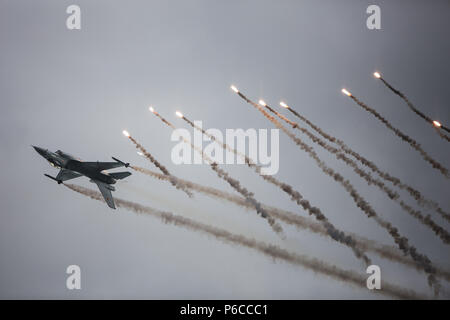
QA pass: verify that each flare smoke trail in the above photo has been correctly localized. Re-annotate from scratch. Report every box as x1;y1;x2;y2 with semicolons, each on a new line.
280;103;450;224
435;128;450;143
133;165;450;282
263;100;400;200
123;131;193;197
149;107;176;130
375;74;450;136
149;106;175;128
343;92;450;179
180;112;371;266
149;109;283;235
262;102;450;244
209;162;284;235
233;87;441;294
63;183;428;299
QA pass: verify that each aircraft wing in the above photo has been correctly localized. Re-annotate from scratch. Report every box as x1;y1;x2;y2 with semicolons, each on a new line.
93;180;116;209
83;161;125;171
56;169;83;182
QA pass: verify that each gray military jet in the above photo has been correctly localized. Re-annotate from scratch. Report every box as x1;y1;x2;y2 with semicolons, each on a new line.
33;146;131;209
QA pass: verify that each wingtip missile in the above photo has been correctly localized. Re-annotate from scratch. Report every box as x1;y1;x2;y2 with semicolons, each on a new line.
112;157;130;168
44;174;62;184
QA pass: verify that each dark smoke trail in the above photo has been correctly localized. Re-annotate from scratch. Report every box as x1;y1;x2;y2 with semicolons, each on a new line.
397;200;450;245
126;134;193;197
234;89;442;294
265;103;450;244
209;162;284;235
347;94;450;179
261;102;299;128
149;110;283;235
378;76;450;136
181;114;371;266
283;104;450;224
264;102;400;201
380;77;432;122
133;165;450;282
64;183;429;299
435;127;450;143
150;108;175;128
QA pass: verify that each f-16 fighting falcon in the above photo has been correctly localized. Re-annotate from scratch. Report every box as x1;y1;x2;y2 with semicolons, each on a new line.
32;146;132;209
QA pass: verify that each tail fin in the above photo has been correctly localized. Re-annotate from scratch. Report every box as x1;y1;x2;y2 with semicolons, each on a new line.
109;171;132;180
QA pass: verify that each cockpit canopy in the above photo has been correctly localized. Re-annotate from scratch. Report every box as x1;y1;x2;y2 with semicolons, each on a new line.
55;150;78;160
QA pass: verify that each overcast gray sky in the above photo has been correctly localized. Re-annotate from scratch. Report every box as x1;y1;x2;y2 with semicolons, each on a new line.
1;0;449;299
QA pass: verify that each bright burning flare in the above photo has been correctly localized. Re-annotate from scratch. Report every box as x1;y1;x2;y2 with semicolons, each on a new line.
122;130;130;137
230;85;239;93
176;111;183;118
280;101;289;109
374;72;381;79
137;151;144;157
258;99;267;107
149;106;155;113
341;88;352;97
433;120;442;128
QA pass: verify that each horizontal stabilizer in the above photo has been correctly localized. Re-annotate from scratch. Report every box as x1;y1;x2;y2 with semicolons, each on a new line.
56;169;82;182
109;171;132;180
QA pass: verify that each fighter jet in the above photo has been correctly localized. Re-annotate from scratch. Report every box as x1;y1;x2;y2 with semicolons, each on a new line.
32;146;132;209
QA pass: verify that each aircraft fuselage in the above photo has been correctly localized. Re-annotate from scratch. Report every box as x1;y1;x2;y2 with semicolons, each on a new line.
33;146;116;184
33;146;131;209
65;160;116;184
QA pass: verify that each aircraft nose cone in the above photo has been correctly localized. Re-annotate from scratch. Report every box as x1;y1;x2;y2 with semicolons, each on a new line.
32;146;46;156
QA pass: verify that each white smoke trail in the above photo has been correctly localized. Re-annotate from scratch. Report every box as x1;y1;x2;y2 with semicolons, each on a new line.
126;134;193;197
149;110;284;235
347;93;449;179
263;102;450;245
180;114;372;266
133;166;450;282
234;88;442;294
282;104;450;224
64;183;429;299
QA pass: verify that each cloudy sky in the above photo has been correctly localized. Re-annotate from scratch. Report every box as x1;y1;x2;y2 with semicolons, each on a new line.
1;0;449;299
